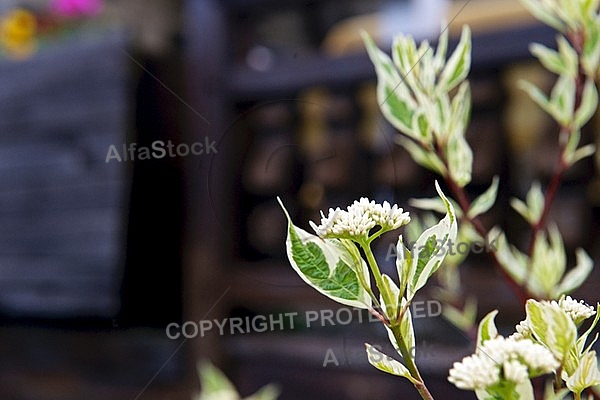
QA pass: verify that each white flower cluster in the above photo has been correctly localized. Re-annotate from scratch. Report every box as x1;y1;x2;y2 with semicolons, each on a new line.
509;320;533;341
448;337;558;390
311;198;410;239
510;297;595;341
558;296;596;324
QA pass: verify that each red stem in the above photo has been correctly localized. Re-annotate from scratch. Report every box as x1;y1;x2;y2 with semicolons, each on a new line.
433;142;530;306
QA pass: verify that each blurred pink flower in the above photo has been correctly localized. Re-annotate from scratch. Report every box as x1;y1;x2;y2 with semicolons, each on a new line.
51;0;103;18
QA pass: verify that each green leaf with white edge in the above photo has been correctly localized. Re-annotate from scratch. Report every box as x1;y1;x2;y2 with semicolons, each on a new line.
395;236;412;298
568;144;597;166
197;361;239;400
431;92;453;143
362;32;419;139
419;40;436;91
550;74;576;125
553;248;594;297
520;0;565;31
566;350;600;395
380;273;400;320
581;0;600;18
529;227;566;297
574;78;598;130
447;134;473;187
338;237;374;301
396;136;447;176
556;35;579;79
279;199;372;309
439;26;471;92
477;379;534;400
244;385;281;400
489;227;528;284
449;81;472;140
526;182;545;223
409;196;462;217
433;24;449;73
362;31;399;82
556;35;579;78
510;181;544;225
577;304;600;352
405;182;458;301
526;299;577;362
413;110;433;142
364;343;417;383
468;176;500;218
583;15;600;77
442;297;477;332
530;43;568;77
476;310;499;350
519;80;554;117
399;297;416;352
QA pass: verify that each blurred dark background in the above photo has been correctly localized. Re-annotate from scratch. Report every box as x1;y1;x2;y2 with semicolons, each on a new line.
0;0;599;399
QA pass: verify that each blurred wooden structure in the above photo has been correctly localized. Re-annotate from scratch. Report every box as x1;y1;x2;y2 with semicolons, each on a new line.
0;34;129;317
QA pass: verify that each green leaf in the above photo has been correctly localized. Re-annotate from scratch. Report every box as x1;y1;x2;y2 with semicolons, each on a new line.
556;35;579;78
526;299;577;362
566;350;600;395
520;0;565;31
279;199;372;309
528;227;566;297
380;273;400;320
442;297;477;332
245;385;281;400
550;75;576;125
395;236;412;298
399;298;416;352
582;15;600;77
380;82;416;135
430;92;453;142
553;248;594;297
196;361;239;400
478;379;533;400
574;78;598;130
530;43;568;76
468;176;500;218
519;80;554;117
449;81;472;140
477;310;499;349
433;24;449;74
405;182;458;300
510;182;544;225
396;136;447;176
439;26;472;92
409;196;462;217
413;111;433;142
364;343;417;382
568;144;597;166
363;32;419;139
490;227;528;284
447;134;473;187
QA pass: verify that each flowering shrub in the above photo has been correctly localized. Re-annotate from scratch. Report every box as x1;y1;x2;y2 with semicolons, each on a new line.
0;0;104;59
279;0;600;399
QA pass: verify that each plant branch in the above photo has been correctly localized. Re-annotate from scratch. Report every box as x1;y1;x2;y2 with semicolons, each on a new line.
389;323;435;400
433;143;530;305
360;240;392;320
525;28;587;279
